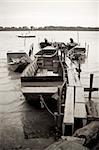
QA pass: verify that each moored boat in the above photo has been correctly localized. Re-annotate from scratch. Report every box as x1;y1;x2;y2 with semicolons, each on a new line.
67;45;86;64
7;52;32;73
21;46;67;102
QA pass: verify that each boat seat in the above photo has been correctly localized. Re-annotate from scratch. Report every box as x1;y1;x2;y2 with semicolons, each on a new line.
21;86;58;94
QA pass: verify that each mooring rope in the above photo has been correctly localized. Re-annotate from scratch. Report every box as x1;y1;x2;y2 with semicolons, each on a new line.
40;95;55;117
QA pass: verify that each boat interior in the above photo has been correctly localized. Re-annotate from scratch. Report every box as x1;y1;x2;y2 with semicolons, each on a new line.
7;52;31;64
21;55;64;88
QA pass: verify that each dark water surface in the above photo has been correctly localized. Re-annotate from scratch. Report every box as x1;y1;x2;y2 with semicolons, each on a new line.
0;61;55;150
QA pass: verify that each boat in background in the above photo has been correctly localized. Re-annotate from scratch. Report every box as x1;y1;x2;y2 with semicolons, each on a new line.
17;31;36;38
7;52;32;73
67;45;86;64
52;41;86;64
18;35;36;38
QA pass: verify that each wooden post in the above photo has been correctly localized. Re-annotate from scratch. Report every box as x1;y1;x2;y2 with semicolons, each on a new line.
54;112;58;127
89;74;93;101
78;63;81;79
57;87;62;128
58;87;61;114
63;50;65;62
61;51;62;61
62;123;65;136
74;86;76;108
84;74;98;101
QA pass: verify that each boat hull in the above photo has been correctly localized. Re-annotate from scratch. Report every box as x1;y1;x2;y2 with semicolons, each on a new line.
21;76;63;101
7;52;32;73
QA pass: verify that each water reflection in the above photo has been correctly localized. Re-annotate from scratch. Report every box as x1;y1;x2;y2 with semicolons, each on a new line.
22;102;54;139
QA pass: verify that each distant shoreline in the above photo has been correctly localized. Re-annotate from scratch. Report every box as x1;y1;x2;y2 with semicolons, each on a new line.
0;26;99;31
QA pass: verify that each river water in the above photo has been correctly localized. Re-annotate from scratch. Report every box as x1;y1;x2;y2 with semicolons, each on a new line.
0;31;99;149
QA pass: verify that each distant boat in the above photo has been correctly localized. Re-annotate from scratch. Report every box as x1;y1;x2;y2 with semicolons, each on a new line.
18;35;36;38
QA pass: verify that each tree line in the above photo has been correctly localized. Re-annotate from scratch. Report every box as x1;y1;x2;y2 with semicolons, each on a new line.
0;26;99;31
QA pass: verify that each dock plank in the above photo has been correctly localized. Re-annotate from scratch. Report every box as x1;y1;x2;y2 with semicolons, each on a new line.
74;86;86;119
67;68;75;86
75;86;85;103
63;86;74;125
75;103;87;119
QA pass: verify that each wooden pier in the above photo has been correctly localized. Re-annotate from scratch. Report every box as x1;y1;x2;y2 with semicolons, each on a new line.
59;55;87;136
60;58;99;136
33;45;99;138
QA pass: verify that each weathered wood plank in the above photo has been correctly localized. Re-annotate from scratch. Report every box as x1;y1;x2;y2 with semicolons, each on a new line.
21;86;58;94
21;81;63;87
67;69;75;86
63;86;74;125
75;86;87;119
75;103;87;119
36;69;59;76
75;86;85;103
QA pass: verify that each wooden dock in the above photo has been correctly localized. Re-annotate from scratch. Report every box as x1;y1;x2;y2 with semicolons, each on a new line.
62;57;87;135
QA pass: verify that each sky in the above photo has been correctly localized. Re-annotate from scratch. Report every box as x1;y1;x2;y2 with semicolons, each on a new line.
0;0;99;27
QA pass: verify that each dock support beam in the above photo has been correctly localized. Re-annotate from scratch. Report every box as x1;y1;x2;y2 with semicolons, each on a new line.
74;86;76;108
78;63;81;79
57;87;62;128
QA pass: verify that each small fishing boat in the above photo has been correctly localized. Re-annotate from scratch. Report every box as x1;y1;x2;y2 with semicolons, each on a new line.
7;52;32;73
17;32;36;38
21;46;67;101
18;35;36;38
67;45;86;64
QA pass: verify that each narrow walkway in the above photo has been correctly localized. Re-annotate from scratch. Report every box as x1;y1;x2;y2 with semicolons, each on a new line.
62;57;87;135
